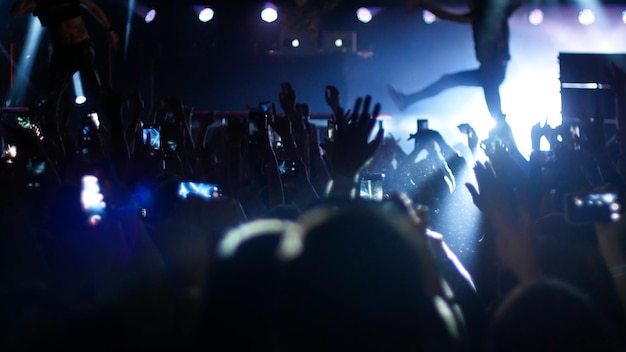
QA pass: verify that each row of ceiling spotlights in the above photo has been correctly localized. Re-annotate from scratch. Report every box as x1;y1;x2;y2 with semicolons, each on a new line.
142;5;626;26
141;6;376;24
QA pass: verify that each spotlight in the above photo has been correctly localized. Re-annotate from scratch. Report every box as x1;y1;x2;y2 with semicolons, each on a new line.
199;7;214;22
261;4;278;23
335;39;343;47
73;72;86;105
622;10;626;24
8;17;44;107
578;9;595;25
529;9;544;26
356;7;373;23
291;39;300;48
145;9;156;23
423;10;436;24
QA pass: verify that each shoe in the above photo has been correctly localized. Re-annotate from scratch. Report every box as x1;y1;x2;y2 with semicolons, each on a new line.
387;84;408;111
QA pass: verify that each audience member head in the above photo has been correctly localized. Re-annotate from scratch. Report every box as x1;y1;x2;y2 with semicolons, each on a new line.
490;279;622;352
280;200;465;351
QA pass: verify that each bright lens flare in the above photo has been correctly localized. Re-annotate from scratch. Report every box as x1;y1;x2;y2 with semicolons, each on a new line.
261;7;278;23
73;72;86;105
199;8;214;22
423;10;436;24
529;9;544;26
357;7;373;23
578;9;595;25
145;9;156;23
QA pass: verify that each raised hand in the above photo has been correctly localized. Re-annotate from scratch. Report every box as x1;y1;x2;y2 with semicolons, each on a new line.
458;123;478;152
322;95;384;180
465;161;541;282
324;85;344;119
107;29;120;51
279;82;297;116
466;162;512;220
530;121;546;152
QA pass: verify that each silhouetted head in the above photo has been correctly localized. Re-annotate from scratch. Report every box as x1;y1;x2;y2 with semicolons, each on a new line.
490;280;622;352
280;201;465;351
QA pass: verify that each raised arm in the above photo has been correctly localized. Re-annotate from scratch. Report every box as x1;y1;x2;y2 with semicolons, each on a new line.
407;0;472;24
80;0;119;48
81;0;113;29
10;0;36;17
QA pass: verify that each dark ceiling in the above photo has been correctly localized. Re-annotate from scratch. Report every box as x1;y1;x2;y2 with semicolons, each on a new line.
142;0;626;6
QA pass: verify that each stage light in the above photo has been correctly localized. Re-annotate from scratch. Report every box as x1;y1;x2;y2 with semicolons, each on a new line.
145;9;156;23
357;7;373;23
123;0;136;61
335;39;343;47
622;10;626;24
199;7;214;22
291;39;300;48
7;17;44;107
261;4;278;23
529;9;544;25
73;72;86;105
578;9;595;25
423;10;436;24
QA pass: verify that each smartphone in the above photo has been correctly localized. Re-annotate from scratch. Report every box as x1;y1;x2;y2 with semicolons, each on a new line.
79;114;100;154
80;122;92;142
296;103;310;122
178;182;223;200
142;125;161;149
327;119;336;141
81;175;106;226
25;157;46;188
4;144;17;162
249;110;267;139
417;119;429;131
259;101;272;113
359;173;385;201
17;116;31;129
532;150;555;166
88;112;100;129
565;192;621;223
277;160;298;178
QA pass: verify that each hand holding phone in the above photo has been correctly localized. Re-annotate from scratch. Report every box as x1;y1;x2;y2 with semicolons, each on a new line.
81;175;106;226
178;182;223;200
565;192;621;223
327;119;336;142
142;125;161;150
359;173;385;201
249;110;268;141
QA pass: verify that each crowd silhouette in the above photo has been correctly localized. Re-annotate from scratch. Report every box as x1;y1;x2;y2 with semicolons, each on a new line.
1;73;626;350
2;1;626;351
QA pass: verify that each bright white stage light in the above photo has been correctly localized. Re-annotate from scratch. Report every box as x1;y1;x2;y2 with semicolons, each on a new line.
291;39;300;48
529;9;544;26
261;6;278;23
335;39;343;47
8;17;43;107
423;10;436;24
73;72;86;105
357;8;373;23
145;9;156;23
199;7;214;22
578;9;595;25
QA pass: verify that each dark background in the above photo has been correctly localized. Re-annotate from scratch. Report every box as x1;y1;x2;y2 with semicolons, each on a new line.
3;0;626;156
